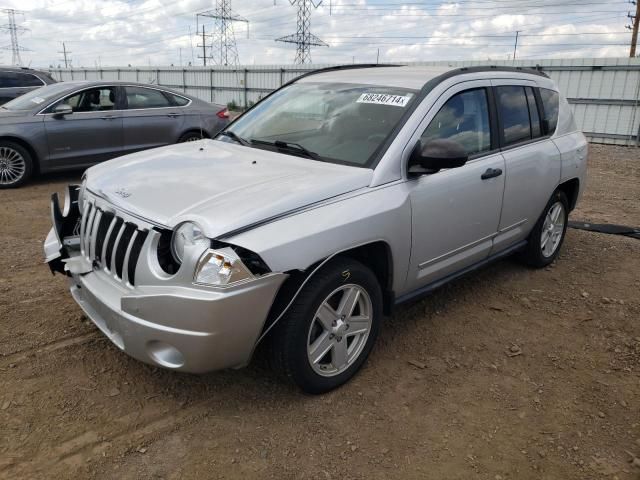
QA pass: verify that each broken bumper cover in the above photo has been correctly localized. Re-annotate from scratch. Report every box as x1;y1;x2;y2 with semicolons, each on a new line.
66;267;284;372
44;187;286;373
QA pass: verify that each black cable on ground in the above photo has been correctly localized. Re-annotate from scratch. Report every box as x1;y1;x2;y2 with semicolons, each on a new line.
568;221;640;240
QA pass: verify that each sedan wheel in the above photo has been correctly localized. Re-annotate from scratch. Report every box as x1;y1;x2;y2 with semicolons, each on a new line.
306;284;373;377
540;201;566;258
0;142;32;188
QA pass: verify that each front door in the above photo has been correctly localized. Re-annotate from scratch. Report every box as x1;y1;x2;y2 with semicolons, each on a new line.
43;85;123;169
121;86;185;154
406;83;506;291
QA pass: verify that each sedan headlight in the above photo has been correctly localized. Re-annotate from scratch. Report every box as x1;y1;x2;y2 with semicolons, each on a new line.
171;222;210;263
194;248;254;287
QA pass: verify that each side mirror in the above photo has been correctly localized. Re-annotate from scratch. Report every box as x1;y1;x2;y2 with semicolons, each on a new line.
408;139;468;173
53;104;73;117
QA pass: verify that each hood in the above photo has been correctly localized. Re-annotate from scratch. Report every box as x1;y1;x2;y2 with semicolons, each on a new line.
86;139;373;238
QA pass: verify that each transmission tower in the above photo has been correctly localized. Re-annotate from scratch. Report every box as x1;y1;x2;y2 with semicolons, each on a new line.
0;9;29;66
197;1;248;66
276;0;327;64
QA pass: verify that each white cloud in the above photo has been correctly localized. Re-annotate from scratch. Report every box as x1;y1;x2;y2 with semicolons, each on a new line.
0;0;629;68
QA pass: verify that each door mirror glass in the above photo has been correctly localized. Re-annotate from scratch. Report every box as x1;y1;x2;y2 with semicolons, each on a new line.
53;103;73;116
409;139;468;173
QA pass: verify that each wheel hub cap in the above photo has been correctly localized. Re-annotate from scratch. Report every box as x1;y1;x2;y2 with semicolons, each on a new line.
540;201;566;258
0;147;26;185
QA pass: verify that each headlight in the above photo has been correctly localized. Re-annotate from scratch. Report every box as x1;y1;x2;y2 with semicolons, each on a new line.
171;222;209;263
194;248;254;287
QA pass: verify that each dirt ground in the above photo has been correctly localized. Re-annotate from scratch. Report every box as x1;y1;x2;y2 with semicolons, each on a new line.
1;144;639;480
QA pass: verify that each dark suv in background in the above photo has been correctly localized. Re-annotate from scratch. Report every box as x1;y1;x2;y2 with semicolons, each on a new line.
0;67;56;104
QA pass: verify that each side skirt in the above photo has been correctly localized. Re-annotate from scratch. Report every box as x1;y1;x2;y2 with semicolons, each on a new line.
394;240;527;307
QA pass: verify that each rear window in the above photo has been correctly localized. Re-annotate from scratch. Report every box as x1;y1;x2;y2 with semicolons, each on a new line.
497;86;531;146
539;88;560;135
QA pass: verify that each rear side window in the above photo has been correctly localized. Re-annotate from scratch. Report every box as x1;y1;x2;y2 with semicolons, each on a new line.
496;86;531;146
167;93;189;106
525;87;542;138
0;71;44;88
539;88;560;135
125;86;172;109
420;88;491;156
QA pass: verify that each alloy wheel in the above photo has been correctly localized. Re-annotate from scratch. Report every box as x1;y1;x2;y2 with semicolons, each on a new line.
0;146;26;186
306;284;373;377
540;201;566;258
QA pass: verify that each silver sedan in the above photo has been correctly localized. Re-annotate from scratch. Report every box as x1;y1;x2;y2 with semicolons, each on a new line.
0;81;229;188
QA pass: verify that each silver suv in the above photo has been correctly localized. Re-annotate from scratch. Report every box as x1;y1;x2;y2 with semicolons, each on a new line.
45;65;587;393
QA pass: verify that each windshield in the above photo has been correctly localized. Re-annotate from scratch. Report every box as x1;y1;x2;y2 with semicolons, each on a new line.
224;82;418;167
2;83;70;111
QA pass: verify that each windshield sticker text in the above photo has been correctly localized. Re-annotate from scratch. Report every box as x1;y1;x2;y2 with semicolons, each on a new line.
356;93;412;107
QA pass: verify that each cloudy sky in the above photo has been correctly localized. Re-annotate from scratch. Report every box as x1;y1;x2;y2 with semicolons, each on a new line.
0;0;632;68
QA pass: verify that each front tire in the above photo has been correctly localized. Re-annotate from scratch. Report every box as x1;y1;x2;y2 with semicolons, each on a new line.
178;132;205;143
268;258;382;394
520;189;569;268
0;141;33;188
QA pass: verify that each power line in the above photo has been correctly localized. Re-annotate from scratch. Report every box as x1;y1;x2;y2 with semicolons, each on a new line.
276;0;327;64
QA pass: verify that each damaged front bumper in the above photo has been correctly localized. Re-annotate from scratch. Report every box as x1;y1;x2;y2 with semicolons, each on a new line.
44;186;285;373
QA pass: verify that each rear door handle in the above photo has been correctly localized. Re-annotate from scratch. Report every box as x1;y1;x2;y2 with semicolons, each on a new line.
100;115;116;120
167;113;180;118
481;168;503;180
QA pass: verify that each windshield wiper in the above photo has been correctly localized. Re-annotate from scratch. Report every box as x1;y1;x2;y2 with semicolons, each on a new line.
218;130;251;147
251;139;320;160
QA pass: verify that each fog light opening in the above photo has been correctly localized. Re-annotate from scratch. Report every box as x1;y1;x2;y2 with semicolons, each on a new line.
146;341;185;369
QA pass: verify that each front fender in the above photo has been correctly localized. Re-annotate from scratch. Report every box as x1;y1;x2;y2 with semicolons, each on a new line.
224;182;413;295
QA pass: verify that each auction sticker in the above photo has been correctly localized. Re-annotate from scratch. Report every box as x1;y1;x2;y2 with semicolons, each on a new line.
357;93;412;107
30;97;45;104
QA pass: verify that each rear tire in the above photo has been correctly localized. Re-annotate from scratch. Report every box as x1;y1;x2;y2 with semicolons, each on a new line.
178;132;205;143
520;189;569;268
0;141;33;189
268;258;382;394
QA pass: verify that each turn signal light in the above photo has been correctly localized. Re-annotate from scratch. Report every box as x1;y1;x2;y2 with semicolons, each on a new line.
216;108;229;119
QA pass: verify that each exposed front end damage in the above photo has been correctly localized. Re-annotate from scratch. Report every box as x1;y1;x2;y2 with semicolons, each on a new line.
45;185;286;373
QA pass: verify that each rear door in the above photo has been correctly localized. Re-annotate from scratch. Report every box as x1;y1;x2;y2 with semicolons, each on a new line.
121;86;185;154
43;85;123;168
0;71;45;104
490;81;562;253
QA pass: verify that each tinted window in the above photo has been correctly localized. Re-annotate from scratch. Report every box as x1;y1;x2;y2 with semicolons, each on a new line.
420;88;491;156
57;87;116;112
497;86;532;145
539;88;560;135
125;87;172;109
526;87;541;138
0;71;44;88
168;93;189;106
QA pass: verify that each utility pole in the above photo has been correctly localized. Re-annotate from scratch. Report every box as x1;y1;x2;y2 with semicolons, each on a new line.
275;0;328;64
58;41;71;68
0;8;29;66
513;30;521;62
628;1;640;57
197;24;212;66
197;1;249;67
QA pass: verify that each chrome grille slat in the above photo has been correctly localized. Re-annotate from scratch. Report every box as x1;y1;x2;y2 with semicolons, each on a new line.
79;203;93;255
110;223;127;275
83;206;98;257
121;230;138;285
101;216;118;267
88;210;102;262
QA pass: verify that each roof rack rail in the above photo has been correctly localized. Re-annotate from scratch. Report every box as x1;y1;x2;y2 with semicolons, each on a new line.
288;63;401;84
453;65;549;78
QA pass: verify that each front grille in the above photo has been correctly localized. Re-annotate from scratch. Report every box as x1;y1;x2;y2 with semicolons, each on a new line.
80;202;149;286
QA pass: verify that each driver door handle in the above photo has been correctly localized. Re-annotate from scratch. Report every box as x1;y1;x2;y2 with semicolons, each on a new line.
481;167;503;180
100;115;117;120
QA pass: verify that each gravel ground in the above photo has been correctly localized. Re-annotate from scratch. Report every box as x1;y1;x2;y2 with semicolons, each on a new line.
0;144;639;480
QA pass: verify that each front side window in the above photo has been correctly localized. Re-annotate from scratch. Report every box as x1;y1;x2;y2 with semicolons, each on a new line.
225;82;418;167
125;87;172;109
497;86;532;146
420;88;491;157
56;87;116;112
539;88;560;135
16;73;45;87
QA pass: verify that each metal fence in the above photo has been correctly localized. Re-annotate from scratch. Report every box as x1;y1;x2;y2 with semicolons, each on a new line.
49;57;640;146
